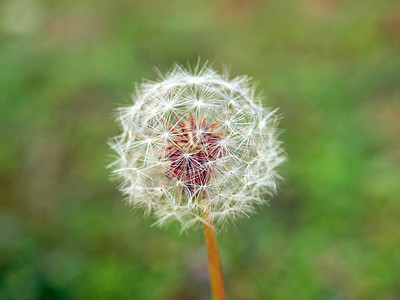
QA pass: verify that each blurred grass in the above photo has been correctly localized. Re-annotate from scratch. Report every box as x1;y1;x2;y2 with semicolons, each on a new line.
1;0;400;299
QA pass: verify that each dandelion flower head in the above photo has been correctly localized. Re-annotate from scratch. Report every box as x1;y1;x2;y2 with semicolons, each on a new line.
109;64;285;230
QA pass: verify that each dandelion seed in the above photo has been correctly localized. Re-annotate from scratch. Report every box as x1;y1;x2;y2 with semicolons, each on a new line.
109;63;284;230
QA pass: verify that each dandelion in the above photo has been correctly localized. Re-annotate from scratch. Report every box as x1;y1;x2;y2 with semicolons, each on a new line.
109;63;284;299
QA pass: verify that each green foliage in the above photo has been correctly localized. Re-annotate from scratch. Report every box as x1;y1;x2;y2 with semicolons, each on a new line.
1;0;399;298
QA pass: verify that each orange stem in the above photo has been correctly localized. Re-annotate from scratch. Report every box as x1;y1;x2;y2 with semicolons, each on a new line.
203;220;226;300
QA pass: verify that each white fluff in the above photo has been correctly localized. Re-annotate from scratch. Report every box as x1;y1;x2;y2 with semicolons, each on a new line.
109;64;285;231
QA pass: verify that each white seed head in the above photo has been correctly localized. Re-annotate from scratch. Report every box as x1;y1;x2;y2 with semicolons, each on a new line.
109;64;285;231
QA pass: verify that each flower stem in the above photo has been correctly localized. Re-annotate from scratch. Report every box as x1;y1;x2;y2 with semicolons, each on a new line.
203;219;226;300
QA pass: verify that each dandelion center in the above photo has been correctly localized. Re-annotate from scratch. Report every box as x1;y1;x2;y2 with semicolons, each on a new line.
165;116;224;191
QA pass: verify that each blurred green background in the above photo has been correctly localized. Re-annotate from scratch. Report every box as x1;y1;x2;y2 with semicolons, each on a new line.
1;0;400;299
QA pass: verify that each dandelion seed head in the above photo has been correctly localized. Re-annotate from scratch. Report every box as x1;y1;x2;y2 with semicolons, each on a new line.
109;63;285;231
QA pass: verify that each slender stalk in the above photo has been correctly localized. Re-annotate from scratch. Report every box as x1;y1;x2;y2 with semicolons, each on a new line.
203;218;226;300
